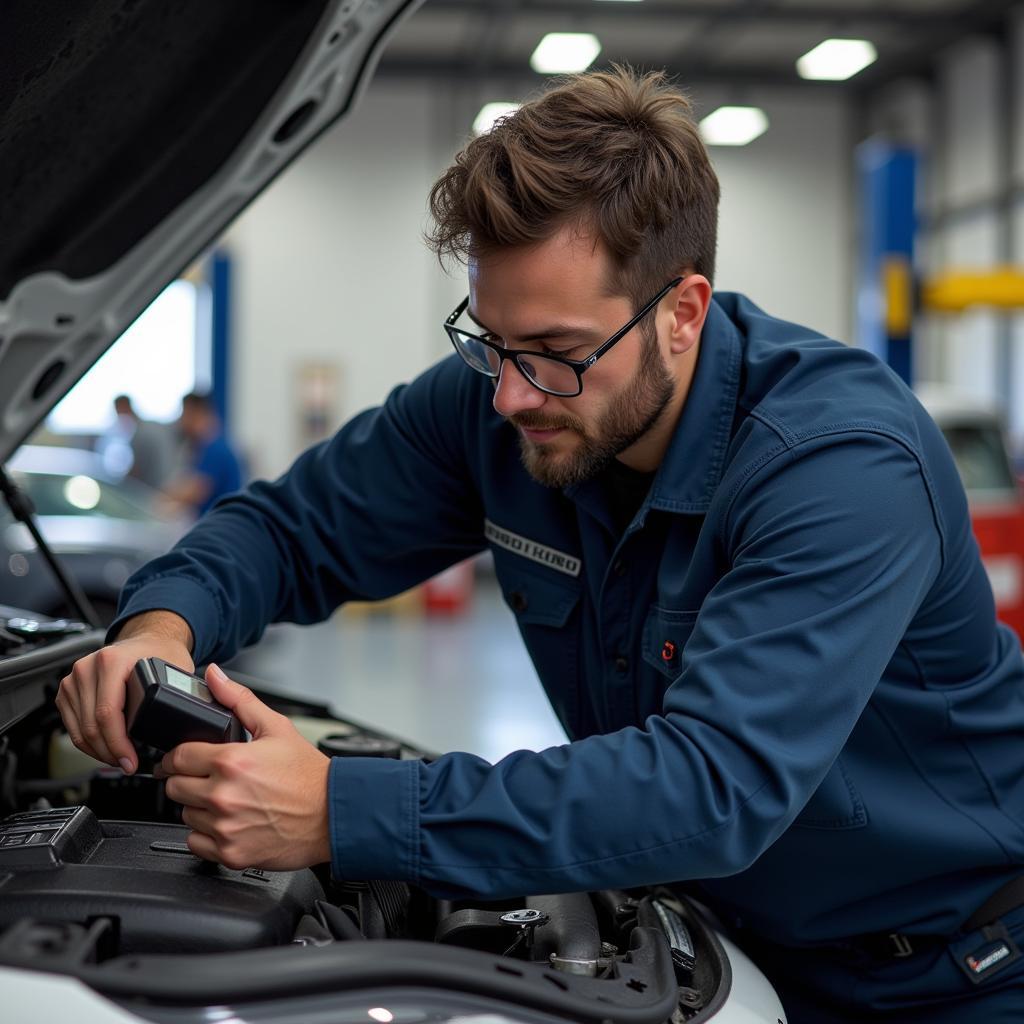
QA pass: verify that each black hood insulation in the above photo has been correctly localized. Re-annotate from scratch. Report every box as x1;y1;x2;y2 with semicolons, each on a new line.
0;0;329;300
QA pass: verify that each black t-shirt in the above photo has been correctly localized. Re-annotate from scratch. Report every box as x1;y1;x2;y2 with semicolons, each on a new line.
602;458;656;536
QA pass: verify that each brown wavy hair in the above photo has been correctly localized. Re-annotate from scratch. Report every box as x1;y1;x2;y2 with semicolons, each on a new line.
426;65;720;308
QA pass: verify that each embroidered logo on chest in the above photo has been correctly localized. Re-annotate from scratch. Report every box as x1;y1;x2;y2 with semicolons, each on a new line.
484;519;581;577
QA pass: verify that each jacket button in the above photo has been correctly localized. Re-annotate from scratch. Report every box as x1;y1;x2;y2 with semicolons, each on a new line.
509;590;528;613
612;558;626;577
614;656;629;674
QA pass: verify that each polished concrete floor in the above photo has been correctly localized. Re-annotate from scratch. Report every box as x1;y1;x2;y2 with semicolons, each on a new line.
226;575;568;763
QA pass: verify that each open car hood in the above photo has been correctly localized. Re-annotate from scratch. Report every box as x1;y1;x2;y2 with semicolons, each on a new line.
0;0;421;466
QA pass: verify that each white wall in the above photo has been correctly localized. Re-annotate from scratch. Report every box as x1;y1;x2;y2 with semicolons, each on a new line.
936;33;1005;415
700;89;852;342
868;19;1024;451
224;84;463;479
223;79;853;478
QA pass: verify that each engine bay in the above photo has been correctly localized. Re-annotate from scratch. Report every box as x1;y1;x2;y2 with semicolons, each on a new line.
0;618;731;1023
0;807;324;954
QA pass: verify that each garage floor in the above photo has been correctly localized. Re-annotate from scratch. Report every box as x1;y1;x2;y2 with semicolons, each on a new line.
225;575;568;763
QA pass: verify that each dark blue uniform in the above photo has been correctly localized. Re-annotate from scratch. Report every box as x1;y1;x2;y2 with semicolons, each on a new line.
112;294;1024;1018
191;433;243;516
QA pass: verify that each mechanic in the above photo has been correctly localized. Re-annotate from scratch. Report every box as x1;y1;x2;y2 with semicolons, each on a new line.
105;394;176;490
161;391;244;518
57;68;1024;1021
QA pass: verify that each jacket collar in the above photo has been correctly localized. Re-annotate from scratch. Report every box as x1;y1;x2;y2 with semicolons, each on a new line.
562;295;743;524
649;295;743;514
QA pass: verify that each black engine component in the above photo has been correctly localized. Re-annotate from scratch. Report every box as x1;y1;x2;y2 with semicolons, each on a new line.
0;916;119;966
526;892;602;973
435;907;547;954
435;894;604;971
0;806;324;953
332;878;412;939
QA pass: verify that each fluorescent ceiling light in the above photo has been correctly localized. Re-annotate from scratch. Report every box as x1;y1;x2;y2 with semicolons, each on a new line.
530;33;602;74
796;38;877;81
473;102;521;136
699;106;769;146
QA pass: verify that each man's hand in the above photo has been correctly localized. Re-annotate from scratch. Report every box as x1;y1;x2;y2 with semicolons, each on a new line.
56;611;194;774
159;665;331;871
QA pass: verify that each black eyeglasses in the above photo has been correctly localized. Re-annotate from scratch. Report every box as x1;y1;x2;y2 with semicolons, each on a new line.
443;277;684;397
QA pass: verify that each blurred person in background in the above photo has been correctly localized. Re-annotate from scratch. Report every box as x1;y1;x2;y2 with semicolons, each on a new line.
162;392;243;519
99;394;176;490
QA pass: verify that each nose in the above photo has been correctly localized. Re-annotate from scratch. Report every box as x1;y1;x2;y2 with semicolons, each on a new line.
492;359;547;418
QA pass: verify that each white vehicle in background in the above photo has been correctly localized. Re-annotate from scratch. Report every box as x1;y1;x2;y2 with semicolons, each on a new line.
0;446;187;624
0;1;785;1022
916;385;1024;638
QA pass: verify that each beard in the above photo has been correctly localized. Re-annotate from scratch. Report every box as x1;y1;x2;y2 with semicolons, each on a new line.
510;332;675;489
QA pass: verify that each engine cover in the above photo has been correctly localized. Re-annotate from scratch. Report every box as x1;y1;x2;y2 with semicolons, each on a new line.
0;806;324;953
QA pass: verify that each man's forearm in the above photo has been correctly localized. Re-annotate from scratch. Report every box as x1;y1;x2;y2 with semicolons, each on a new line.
113;610;194;653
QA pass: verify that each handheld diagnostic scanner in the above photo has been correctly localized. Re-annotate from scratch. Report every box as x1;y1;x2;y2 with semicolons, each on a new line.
126;657;247;753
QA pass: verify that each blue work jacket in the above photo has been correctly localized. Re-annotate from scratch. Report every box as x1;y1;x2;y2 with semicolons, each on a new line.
112;293;1024;948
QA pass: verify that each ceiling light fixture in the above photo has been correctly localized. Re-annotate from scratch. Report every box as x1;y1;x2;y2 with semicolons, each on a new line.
472;102;521;136
530;33;602;74
796;38;877;81
698;106;769;146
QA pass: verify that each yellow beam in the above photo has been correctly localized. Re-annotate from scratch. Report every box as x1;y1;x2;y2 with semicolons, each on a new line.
882;255;913;336
922;268;1024;313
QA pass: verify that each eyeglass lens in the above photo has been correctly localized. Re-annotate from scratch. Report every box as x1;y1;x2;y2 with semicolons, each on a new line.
449;329;580;396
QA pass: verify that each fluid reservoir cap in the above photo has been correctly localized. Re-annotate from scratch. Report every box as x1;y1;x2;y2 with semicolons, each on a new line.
500;909;548;926
317;733;403;759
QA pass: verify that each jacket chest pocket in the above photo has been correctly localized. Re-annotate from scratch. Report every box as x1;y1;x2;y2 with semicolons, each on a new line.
635;605;700;719
641;605;700;679
496;563;582;735
500;567;580;627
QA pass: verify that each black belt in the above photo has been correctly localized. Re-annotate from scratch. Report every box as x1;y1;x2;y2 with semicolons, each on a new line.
963;875;1024;933
851;875;1024;961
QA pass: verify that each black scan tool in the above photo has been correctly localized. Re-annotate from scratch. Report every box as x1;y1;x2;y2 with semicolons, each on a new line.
126;658;247;753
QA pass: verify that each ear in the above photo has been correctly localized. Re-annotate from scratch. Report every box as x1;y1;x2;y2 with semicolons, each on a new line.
665;275;713;355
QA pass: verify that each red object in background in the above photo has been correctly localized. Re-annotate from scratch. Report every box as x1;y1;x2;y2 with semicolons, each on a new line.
423;559;475;614
914;387;1024;644
972;502;1024;640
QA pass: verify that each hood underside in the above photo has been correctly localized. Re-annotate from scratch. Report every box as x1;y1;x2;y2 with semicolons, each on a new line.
0;0;419;465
